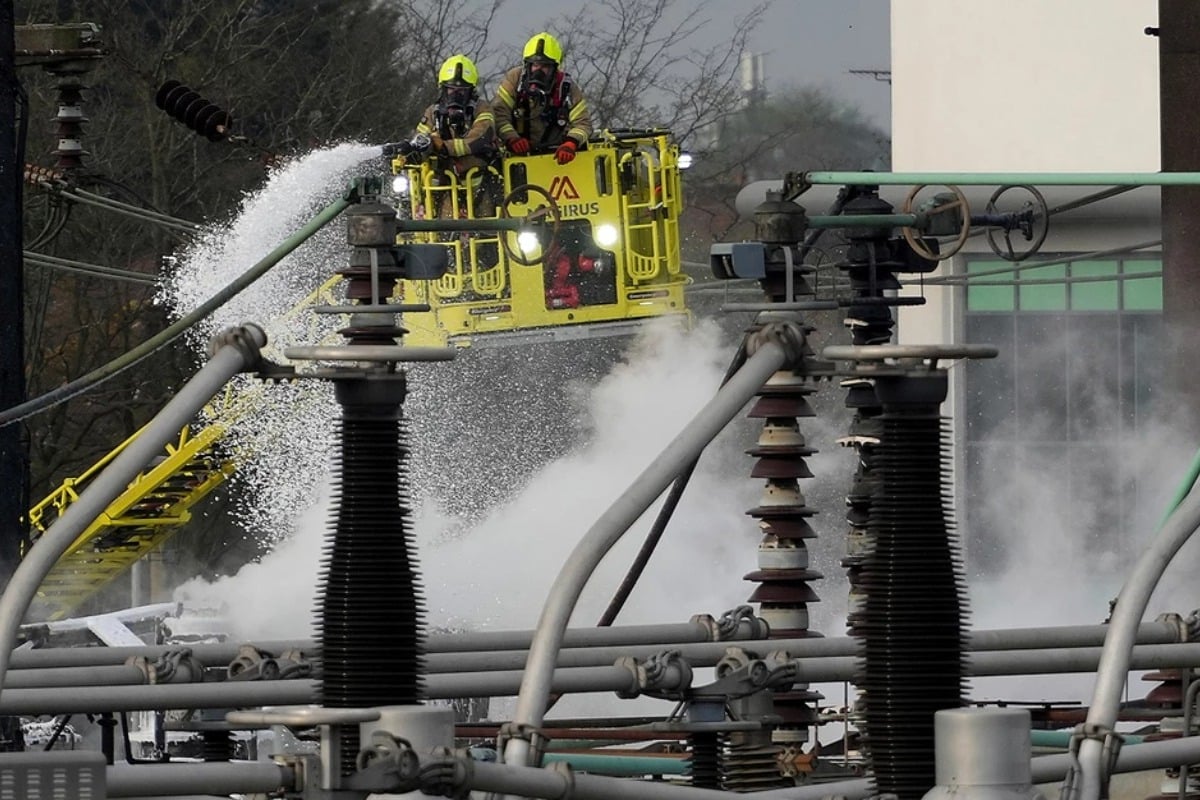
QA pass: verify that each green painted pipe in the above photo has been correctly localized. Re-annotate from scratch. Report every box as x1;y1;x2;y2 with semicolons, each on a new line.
541;752;689;777
804;171;1200;187
0;187;356;427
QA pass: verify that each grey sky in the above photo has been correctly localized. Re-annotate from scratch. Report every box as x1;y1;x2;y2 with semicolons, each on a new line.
485;0;892;131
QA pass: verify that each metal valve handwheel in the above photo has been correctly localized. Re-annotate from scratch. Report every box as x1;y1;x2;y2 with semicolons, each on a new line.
500;183;562;266
900;183;971;261
985;184;1049;262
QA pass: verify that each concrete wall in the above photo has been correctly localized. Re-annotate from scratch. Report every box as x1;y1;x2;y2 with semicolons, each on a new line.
889;0;1162;347
891;0;1160;172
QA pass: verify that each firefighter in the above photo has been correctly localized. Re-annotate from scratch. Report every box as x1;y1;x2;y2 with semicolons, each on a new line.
385;54;500;217
493;32;592;164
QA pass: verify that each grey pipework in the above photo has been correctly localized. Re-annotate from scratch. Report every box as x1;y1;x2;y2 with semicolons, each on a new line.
1071;486;1200;800
0;324;268;705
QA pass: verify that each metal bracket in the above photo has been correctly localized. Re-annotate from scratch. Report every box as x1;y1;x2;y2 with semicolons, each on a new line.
713;605;770;641
692;647;798;701
614;650;693;701
496;722;548;767
341;730;422;793
1062;723;1125;800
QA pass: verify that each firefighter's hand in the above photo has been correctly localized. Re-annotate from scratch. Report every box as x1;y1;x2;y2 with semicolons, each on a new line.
410;133;433;154
506;136;531;155
555;140;577;164
381;140;413;157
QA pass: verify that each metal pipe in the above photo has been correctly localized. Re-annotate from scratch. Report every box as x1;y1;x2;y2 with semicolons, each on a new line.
502;333;794;768
11;639;310;669
803;171;1200;186
428;618;760;653
468;759;736;800
8;642;1200;714
8;617;759;669
426;619;1186;673
3;664;149;688
1075;486;1200;800
0;324;269;702
0;191;351;429
807;213;919;227
13;618;1179;671
541;752;688;777
396;217;527;233
106;762;293;797
0;677;317;714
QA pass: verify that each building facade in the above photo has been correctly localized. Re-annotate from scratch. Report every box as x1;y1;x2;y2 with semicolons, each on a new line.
890;1;1169;572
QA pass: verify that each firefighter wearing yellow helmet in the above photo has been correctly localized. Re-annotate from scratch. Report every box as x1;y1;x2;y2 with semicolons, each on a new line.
388;54;497;175
493;32;592;164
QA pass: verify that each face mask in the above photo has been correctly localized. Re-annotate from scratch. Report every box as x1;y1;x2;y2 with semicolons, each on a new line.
441;84;473;109
525;61;555;94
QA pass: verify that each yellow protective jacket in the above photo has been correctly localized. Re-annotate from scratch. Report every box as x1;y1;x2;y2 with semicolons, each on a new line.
415;98;498;175
492;66;592;151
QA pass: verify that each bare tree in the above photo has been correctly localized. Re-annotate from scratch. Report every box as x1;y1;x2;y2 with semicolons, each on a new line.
548;0;769;144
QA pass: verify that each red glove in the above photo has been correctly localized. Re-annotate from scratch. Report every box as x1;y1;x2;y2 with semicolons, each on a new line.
507;136;530;155
555;139;577;164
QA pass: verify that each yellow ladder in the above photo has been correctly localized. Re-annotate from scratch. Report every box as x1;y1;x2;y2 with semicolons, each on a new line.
26;274;347;620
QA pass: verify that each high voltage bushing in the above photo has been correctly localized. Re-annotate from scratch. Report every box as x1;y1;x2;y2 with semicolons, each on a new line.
824;344;997;800
154;80;232;141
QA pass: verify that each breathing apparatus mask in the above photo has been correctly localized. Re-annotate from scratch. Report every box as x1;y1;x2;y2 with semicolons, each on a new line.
439;82;474;134
523;57;556;97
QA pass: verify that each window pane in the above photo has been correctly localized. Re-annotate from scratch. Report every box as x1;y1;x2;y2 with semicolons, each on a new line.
1070;260;1119;310
1122;258;1162;311
1019;263;1067;311
967;260;1015;311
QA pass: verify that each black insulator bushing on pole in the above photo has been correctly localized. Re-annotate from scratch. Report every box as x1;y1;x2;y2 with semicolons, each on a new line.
154;80;232;141
318;374;423;777
851;391;968;800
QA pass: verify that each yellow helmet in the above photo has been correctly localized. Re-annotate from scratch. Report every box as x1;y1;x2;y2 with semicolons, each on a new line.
523;32;563;65
438;54;479;87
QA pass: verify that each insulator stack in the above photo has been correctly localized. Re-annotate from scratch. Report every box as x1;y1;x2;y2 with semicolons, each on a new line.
318;392;422;776
738;317;827;772
834;189;906;637
1142;669;1185;713
317;189;422;777
154;80;233;141
839;376;882;631
687;731;721;789
722;731;794;792
201;729;233;762
850;372;967;800
743;369;824;750
45;71;89;170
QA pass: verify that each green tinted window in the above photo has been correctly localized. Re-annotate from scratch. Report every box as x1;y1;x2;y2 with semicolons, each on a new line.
1019;264;1067;310
1123;259;1162;310
966;260;1014;311
1070;260;1119;310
